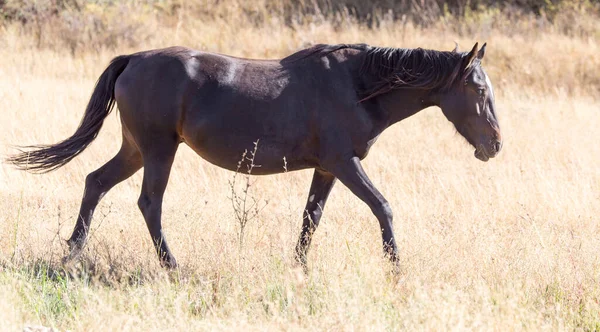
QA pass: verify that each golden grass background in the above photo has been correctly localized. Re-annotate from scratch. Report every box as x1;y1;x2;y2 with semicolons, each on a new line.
1;1;600;330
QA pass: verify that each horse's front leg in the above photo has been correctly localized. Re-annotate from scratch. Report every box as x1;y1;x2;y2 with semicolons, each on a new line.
324;156;399;263
295;169;337;271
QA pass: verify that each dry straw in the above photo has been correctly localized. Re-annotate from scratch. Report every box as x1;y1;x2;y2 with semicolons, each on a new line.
1;1;599;330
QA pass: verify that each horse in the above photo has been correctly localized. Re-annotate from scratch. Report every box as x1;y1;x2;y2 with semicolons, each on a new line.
7;42;502;270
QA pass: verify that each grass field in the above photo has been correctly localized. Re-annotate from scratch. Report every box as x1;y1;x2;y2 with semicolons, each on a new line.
1;3;600;330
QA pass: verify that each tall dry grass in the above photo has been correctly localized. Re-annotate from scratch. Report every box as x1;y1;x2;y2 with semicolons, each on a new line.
1;2;600;330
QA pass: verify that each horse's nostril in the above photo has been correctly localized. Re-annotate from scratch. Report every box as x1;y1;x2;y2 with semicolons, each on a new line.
494;141;502;153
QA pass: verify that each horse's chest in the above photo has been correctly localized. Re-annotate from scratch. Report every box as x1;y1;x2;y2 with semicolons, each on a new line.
347;111;386;159
355;135;380;159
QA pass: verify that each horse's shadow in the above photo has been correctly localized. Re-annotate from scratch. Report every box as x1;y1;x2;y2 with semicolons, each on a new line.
4;251;177;288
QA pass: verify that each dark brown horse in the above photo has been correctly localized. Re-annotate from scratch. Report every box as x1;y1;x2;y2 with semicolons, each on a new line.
8;42;501;269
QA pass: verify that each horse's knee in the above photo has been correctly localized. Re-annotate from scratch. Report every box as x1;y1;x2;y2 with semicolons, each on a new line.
137;194;152;216
373;200;393;222
382;201;393;220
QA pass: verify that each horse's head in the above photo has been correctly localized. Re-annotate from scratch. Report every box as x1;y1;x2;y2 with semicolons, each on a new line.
439;42;502;162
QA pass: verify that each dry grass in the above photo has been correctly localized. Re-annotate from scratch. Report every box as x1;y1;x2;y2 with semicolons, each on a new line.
1;5;600;331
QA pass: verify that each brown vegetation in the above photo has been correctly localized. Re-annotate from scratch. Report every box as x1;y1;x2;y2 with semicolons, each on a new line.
1;0;600;330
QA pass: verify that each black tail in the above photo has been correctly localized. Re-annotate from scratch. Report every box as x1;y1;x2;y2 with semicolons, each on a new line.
6;55;130;173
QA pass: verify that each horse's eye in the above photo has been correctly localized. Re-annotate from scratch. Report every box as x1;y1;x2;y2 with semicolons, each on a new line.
477;88;485;96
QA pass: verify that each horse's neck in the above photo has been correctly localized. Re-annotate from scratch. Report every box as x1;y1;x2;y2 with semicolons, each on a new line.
355;47;453;126
373;88;435;126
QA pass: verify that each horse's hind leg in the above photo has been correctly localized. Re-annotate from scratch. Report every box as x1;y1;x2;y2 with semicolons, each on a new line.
137;138;179;269
65;135;142;261
294;169;336;270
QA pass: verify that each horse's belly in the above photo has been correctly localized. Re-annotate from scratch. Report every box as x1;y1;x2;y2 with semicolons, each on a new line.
183;133;316;175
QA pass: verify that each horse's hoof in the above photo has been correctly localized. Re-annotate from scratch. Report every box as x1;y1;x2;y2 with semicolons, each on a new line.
160;257;178;270
293;252;309;274
62;246;83;266
61;253;77;266
297;261;309;275
386;259;403;277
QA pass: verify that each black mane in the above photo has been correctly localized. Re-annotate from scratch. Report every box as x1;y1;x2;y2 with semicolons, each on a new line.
359;46;468;101
281;43;474;102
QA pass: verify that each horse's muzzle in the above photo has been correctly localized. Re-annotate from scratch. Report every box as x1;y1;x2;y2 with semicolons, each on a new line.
475;139;502;162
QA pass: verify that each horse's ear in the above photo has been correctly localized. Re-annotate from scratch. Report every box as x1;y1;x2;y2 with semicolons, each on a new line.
463;42;479;70
476;42;487;60
452;41;459;53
